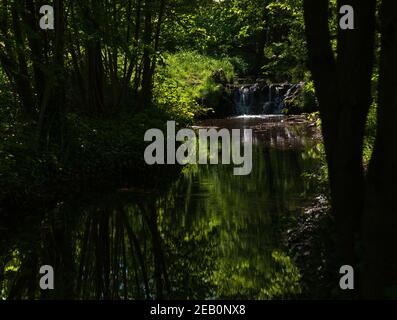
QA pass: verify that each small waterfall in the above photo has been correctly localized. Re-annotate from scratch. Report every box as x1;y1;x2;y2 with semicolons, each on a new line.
234;85;256;115
233;82;303;116
274;86;285;114
235;87;250;115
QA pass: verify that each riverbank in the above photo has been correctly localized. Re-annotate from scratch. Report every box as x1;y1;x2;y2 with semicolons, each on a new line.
0;108;183;211
0;52;240;207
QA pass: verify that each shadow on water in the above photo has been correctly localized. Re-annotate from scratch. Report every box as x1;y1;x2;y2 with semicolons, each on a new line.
0;116;321;300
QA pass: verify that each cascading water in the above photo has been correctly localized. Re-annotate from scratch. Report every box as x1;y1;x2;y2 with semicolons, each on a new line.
235;87;250;115
233;82;303;116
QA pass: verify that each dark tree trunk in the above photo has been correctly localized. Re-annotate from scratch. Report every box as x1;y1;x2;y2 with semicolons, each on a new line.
253;2;268;76
149;0;166;80
139;0;154;110
24;1;46;108
50;0;66;143
304;0;376;296
363;0;397;298
11;6;36;117
121;0;143;104
87;41;105;114
34;0;66;146
83;1;105;115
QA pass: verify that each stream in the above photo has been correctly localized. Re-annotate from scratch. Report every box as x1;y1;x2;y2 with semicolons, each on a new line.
0;114;321;299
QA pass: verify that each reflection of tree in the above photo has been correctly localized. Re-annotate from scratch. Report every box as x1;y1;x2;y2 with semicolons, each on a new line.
6;253;38;299
0;136;318;300
73;201;173;299
158;141;316;299
118;205;150;299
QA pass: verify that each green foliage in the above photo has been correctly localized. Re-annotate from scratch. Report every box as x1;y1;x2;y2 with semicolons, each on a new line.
0;71;44;195
154;51;235;122
64;111;160;170
165;0;266;54
164;0;308;78
227;56;250;75
302;142;329;195
0;103;172;200
262;0;308;81
294;81;319;113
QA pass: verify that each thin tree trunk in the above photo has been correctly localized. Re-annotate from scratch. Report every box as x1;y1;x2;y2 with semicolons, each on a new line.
24;1;46;108
87;41;105;114
139;0;154;110
11;6;36;117
148;0;166;87
253;1;268;76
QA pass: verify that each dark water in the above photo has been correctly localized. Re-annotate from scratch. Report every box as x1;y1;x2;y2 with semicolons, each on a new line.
0;115;321;300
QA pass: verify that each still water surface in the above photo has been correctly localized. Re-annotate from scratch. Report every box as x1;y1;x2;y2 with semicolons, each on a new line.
0;115;320;299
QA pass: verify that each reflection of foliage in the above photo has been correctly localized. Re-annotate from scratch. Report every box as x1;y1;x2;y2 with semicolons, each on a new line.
210;250;301;300
163;226;218;299
0;250;22;299
211;254;275;299
158;140;317;299
0;125;319;300
259;251;301;299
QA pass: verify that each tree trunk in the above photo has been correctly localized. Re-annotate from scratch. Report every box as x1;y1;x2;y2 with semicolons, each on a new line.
304;0;376;296
148;0;166;88
139;0;154;110
34;0;66;147
11;5;36;117
87;41;105;114
363;0;397;298
24;1;46;108
253;2;268;76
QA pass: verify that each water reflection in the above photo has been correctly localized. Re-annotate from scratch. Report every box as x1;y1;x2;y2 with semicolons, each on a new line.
0;116;320;300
